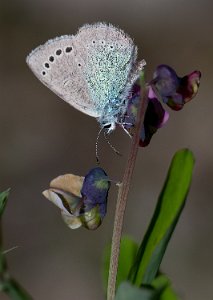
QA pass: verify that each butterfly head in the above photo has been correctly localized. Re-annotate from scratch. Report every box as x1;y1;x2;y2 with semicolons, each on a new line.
102;122;116;134
98;96;127;134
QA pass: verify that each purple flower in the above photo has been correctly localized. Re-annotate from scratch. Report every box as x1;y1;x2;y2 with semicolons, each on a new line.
124;84;169;147
140;88;169;147
43;167;110;230
81;167;110;219
123;65;201;146
152;64;201;111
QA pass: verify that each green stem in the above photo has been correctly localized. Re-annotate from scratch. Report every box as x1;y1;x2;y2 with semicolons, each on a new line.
107;77;149;300
1;278;33;300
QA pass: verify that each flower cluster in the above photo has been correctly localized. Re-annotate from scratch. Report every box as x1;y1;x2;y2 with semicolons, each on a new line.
124;65;201;146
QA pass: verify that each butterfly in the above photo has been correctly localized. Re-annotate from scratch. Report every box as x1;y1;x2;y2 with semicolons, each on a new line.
26;22;146;133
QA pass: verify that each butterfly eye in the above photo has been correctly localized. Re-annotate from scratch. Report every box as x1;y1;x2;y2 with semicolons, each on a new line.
56;49;62;56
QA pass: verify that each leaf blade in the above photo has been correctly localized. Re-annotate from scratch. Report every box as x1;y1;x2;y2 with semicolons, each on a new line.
0;189;10;218
129;149;195;286
115;281;154;300
103;236;138;293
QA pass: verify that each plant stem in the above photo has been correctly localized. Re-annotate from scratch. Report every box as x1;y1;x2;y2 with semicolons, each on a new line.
107;78;149;300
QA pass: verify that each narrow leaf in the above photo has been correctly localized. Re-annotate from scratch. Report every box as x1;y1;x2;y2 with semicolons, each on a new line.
151;275;179;300
115;281;154;300
0;189;10;218
0;249;7;274
115;278;170;300
1;278;33;300
129;149;195;286
103;236;138;292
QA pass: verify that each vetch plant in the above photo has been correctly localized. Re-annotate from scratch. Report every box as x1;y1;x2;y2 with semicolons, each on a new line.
0;22;201;300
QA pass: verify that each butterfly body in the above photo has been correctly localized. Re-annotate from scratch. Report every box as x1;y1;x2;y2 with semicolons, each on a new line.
26;23;145;132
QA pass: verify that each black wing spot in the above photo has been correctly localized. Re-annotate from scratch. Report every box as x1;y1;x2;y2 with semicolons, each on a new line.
65;46;72;53
49;56;54;62
56;49;62;55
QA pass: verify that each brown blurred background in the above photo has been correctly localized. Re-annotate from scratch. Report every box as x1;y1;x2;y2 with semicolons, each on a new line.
0;0;212;299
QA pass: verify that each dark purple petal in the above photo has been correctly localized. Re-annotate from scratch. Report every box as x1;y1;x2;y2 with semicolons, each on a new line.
124;84;169;147
139;96;169;147
124;83;141;128
153;64;180;100
152;65;201;111
81;167;110;218
177;70;201;104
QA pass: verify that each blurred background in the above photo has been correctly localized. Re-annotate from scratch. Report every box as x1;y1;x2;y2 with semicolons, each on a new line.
0;0;212;299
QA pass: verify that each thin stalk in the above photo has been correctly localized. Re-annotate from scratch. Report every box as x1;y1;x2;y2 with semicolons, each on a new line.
107;77;149;300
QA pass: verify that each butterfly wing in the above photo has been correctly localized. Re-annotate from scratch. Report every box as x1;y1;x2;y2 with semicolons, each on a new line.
75;23;140;114
26;23;145;121
26;35;100;117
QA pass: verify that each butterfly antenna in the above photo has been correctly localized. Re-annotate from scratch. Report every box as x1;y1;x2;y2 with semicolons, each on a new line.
96;127;103;164
104;131;122;156
3;246;19;254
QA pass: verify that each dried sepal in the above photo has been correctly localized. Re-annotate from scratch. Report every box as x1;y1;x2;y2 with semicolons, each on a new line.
50;173;84;196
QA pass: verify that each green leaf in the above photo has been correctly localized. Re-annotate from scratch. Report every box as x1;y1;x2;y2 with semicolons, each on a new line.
151;275;179;300
0;189;10;218
129;149;195;286
0;189;33;299
1;278;33;300
115;274;178;300
115;278;171;300
160;285;179;300
0;251;33;299
0;249;7;274
115;281;155;300
103;236;138;292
